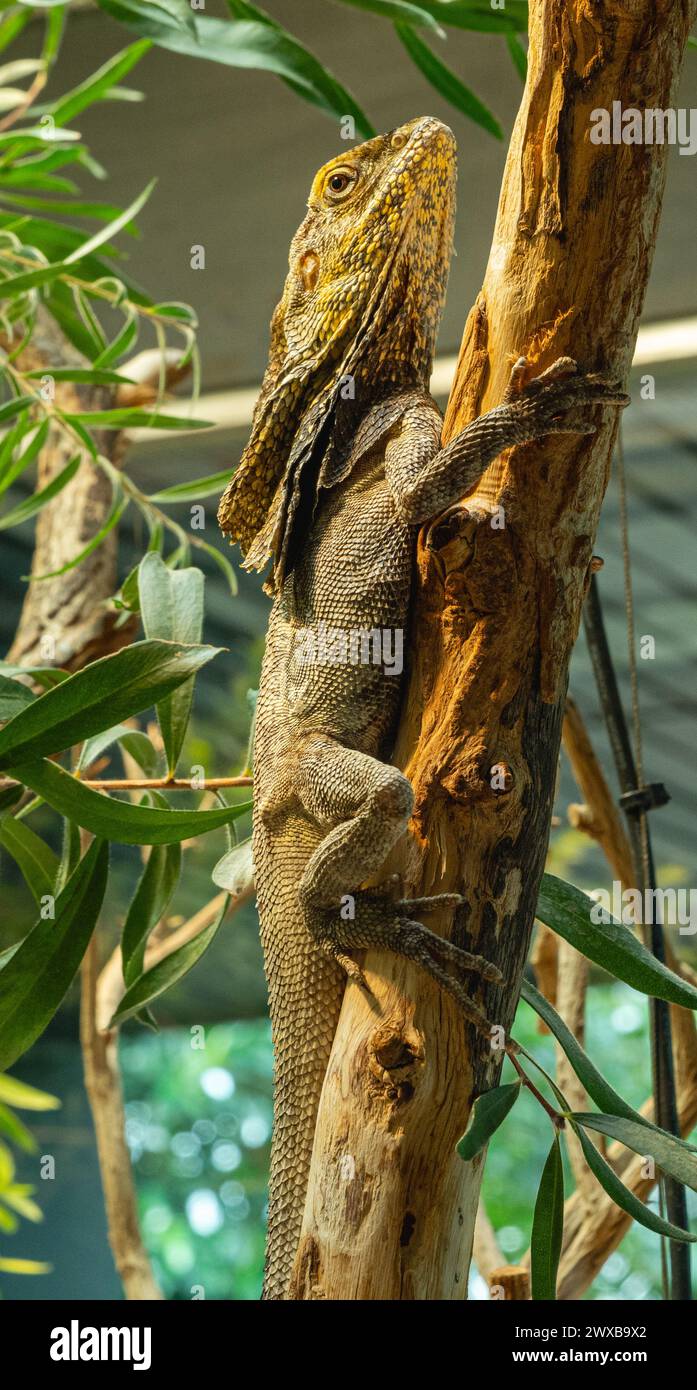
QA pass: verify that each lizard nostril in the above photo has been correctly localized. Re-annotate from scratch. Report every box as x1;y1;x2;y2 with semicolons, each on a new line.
391;131;408;150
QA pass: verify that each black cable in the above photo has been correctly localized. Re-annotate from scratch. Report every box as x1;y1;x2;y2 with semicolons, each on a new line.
583;575;691;1301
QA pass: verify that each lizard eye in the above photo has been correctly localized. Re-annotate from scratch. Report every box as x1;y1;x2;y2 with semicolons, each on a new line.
324;167;358;203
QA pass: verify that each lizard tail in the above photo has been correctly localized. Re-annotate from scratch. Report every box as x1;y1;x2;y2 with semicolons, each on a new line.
255;813;345;1299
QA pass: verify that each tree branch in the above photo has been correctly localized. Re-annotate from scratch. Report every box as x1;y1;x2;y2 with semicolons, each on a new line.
291;0;697;1300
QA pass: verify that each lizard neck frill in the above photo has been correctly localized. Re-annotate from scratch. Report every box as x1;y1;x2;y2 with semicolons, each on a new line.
218;117;456;587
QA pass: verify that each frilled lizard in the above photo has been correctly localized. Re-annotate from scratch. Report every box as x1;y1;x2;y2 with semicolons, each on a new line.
218;116;627;1300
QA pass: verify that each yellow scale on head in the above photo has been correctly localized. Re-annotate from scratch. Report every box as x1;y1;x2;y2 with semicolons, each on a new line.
217;117;457;575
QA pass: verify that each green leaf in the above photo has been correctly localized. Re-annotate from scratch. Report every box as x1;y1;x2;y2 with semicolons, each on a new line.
0;452;80;531
505;31;527;80
395;23;502;137
0;661;68;690
122;837;181;984
2;1186;43;1222
0;1256;51;1274
27;481;128;579
456;1081;521;1160
147;468;231;503
67;407;212;430
571;1120;695;1244
409;1;528;34
334;0;445;34
9;758;252;845
0;638;221;769
46;41;151;126
94;313;138;368
573;1113;697;1193
112;892;229;1025
62;179;155;264
0;816;59;902
138;554;204;774
0;10;32;55
0;420;49;499
24;367;135;385
0;1074;60;1111
194;538;238;596
76;723;158;775
0;1103;35;1152
520;979;658;1130
119;729;160;776
0;837;108;1071
530;1133;564;1300
98;2;374;138
537;873;697;1011
0;672;35;720
0;396;33;424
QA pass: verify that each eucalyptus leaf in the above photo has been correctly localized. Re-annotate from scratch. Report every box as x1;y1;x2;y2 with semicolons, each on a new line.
530;1133;564;1300
0;672;35;720
111;892;230;1025
147;468;232;503
0;816;59;902
537;873;697;1011
0;638;222;768
98;1;374;137
395;23;503;137
571;1120;695;1244
456;1081;521;1160
9;758;252;845
0;452;80;531
122;835;181;984
573;1113;697;1193
0;837;108;1071
138;554;205;774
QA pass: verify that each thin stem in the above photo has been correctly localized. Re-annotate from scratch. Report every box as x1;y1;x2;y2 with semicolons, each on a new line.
506;1044;566;1130
81;775;253;790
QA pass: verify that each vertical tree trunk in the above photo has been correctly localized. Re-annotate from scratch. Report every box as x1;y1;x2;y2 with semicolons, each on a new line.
290;0;696;1301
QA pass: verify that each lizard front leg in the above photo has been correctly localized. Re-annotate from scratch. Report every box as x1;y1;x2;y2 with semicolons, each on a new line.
386;356;629;524
294;734;502;1033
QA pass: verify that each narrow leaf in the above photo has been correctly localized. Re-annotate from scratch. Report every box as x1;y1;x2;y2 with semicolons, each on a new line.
537;873;697;1012
0;453;80;531
147;468;231;502
122;836;181;984
9;759;251;845
0;672;35;720
0;1075;60;1111
0;817;59;902
112;892;229;1025
573;1113;697;1193
138;554;204;774
572;1120;695;1244
530;1134;564;1300
395;23;502;137
0;838;108;1071
0;639;222;769
456;1081;521;1160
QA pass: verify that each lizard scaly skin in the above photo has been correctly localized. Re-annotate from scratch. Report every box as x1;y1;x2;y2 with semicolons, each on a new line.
218;116;627;1299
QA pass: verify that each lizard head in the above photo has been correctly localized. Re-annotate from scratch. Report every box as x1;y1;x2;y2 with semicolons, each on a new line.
218;115;457;568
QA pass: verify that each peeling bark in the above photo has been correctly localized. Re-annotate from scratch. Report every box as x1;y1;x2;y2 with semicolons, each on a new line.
292;0;696;1301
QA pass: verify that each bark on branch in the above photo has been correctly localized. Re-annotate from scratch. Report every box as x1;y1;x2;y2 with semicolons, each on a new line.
291;0;696;1300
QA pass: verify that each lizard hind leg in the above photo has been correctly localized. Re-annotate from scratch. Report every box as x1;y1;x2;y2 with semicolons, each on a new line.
295;734;502;1034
